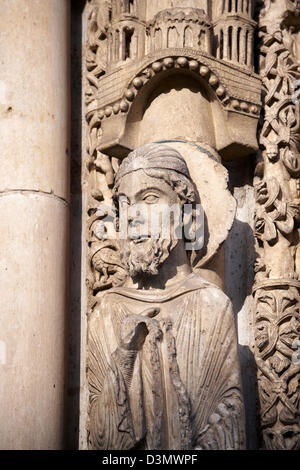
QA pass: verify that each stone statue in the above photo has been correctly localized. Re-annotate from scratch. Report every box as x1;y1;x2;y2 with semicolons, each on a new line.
87;143;245;450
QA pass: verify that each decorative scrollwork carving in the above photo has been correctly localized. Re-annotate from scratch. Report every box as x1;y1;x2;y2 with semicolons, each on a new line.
85;1;128;308
254;283;300;449
254;0;300;449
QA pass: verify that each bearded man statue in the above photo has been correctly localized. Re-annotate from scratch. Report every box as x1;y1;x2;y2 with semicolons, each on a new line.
87;143;246;450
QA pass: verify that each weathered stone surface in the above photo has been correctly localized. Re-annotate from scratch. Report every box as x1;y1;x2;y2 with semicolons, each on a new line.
0;193;68;449
87;143;246;450
3;0;300;452
0;0;70;449
0;0;70;201
85;0;260;159
166;141;236;268
252;0;300;450
82;0;261;451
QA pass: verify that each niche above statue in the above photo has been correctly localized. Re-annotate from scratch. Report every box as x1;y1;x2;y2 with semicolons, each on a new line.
85;0;261;160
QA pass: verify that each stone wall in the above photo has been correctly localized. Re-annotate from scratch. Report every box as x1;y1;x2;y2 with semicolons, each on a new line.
1;0;300;451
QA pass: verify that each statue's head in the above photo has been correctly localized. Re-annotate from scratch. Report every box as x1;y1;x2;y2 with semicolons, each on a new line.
113;143;198;278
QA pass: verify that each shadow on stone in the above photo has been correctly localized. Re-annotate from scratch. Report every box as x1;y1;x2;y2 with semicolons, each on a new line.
66;0;85;450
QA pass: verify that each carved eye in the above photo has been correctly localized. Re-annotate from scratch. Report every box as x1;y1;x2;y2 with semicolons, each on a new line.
143;194;159;203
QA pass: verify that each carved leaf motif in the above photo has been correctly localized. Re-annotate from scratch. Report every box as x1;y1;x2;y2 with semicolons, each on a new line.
269;354;290;374
255;180;268;204
264;178;280;209
275;208;295;235
280;316;300;351
255;285;300;448
264;46;279;77
287;375;299;397
255;1;300;446
282;147;300;176
264;75;281;103
264;216;278;242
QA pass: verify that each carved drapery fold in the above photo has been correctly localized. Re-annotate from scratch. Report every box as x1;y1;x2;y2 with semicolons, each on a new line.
87;278;246;450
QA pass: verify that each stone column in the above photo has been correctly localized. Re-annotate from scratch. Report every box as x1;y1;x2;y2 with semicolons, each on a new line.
232;27;238;62
120;28;124;62
215;26;221;59
0;0;70;449
223;25;229;60
247;31;253;67
240;29;246;64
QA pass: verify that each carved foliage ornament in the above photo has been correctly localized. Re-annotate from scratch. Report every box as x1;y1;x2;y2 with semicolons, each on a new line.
254;0;300;449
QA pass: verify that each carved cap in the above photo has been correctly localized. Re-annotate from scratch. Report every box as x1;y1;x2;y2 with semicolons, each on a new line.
115;143;191;186
147;8;210;28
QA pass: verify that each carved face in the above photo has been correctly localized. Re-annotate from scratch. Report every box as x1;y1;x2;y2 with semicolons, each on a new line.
266;143;278;162
255;320;270;352
117;169;181;277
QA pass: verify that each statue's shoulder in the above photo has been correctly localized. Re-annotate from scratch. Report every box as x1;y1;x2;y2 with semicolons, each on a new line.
184;272;232;307
98;288;127;306
89;292;117;325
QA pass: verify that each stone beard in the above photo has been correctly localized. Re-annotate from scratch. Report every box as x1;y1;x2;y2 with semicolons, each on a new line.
87;144;246;450
119;238;177;278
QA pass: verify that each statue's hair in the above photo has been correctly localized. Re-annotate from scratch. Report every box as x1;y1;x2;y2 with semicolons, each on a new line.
113;143;199;205
114;143;190;187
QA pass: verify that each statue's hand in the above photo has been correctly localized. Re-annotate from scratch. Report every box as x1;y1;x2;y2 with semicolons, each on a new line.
120;307;161;351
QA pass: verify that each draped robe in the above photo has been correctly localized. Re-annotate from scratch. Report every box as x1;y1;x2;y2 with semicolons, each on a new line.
88;273;245;450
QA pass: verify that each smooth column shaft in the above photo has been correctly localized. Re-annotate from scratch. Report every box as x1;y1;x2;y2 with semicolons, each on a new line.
0;0;70;449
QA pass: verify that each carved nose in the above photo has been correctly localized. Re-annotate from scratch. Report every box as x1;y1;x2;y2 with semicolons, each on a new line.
128;206;144;225
128;216;145;229
128;213;140;224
